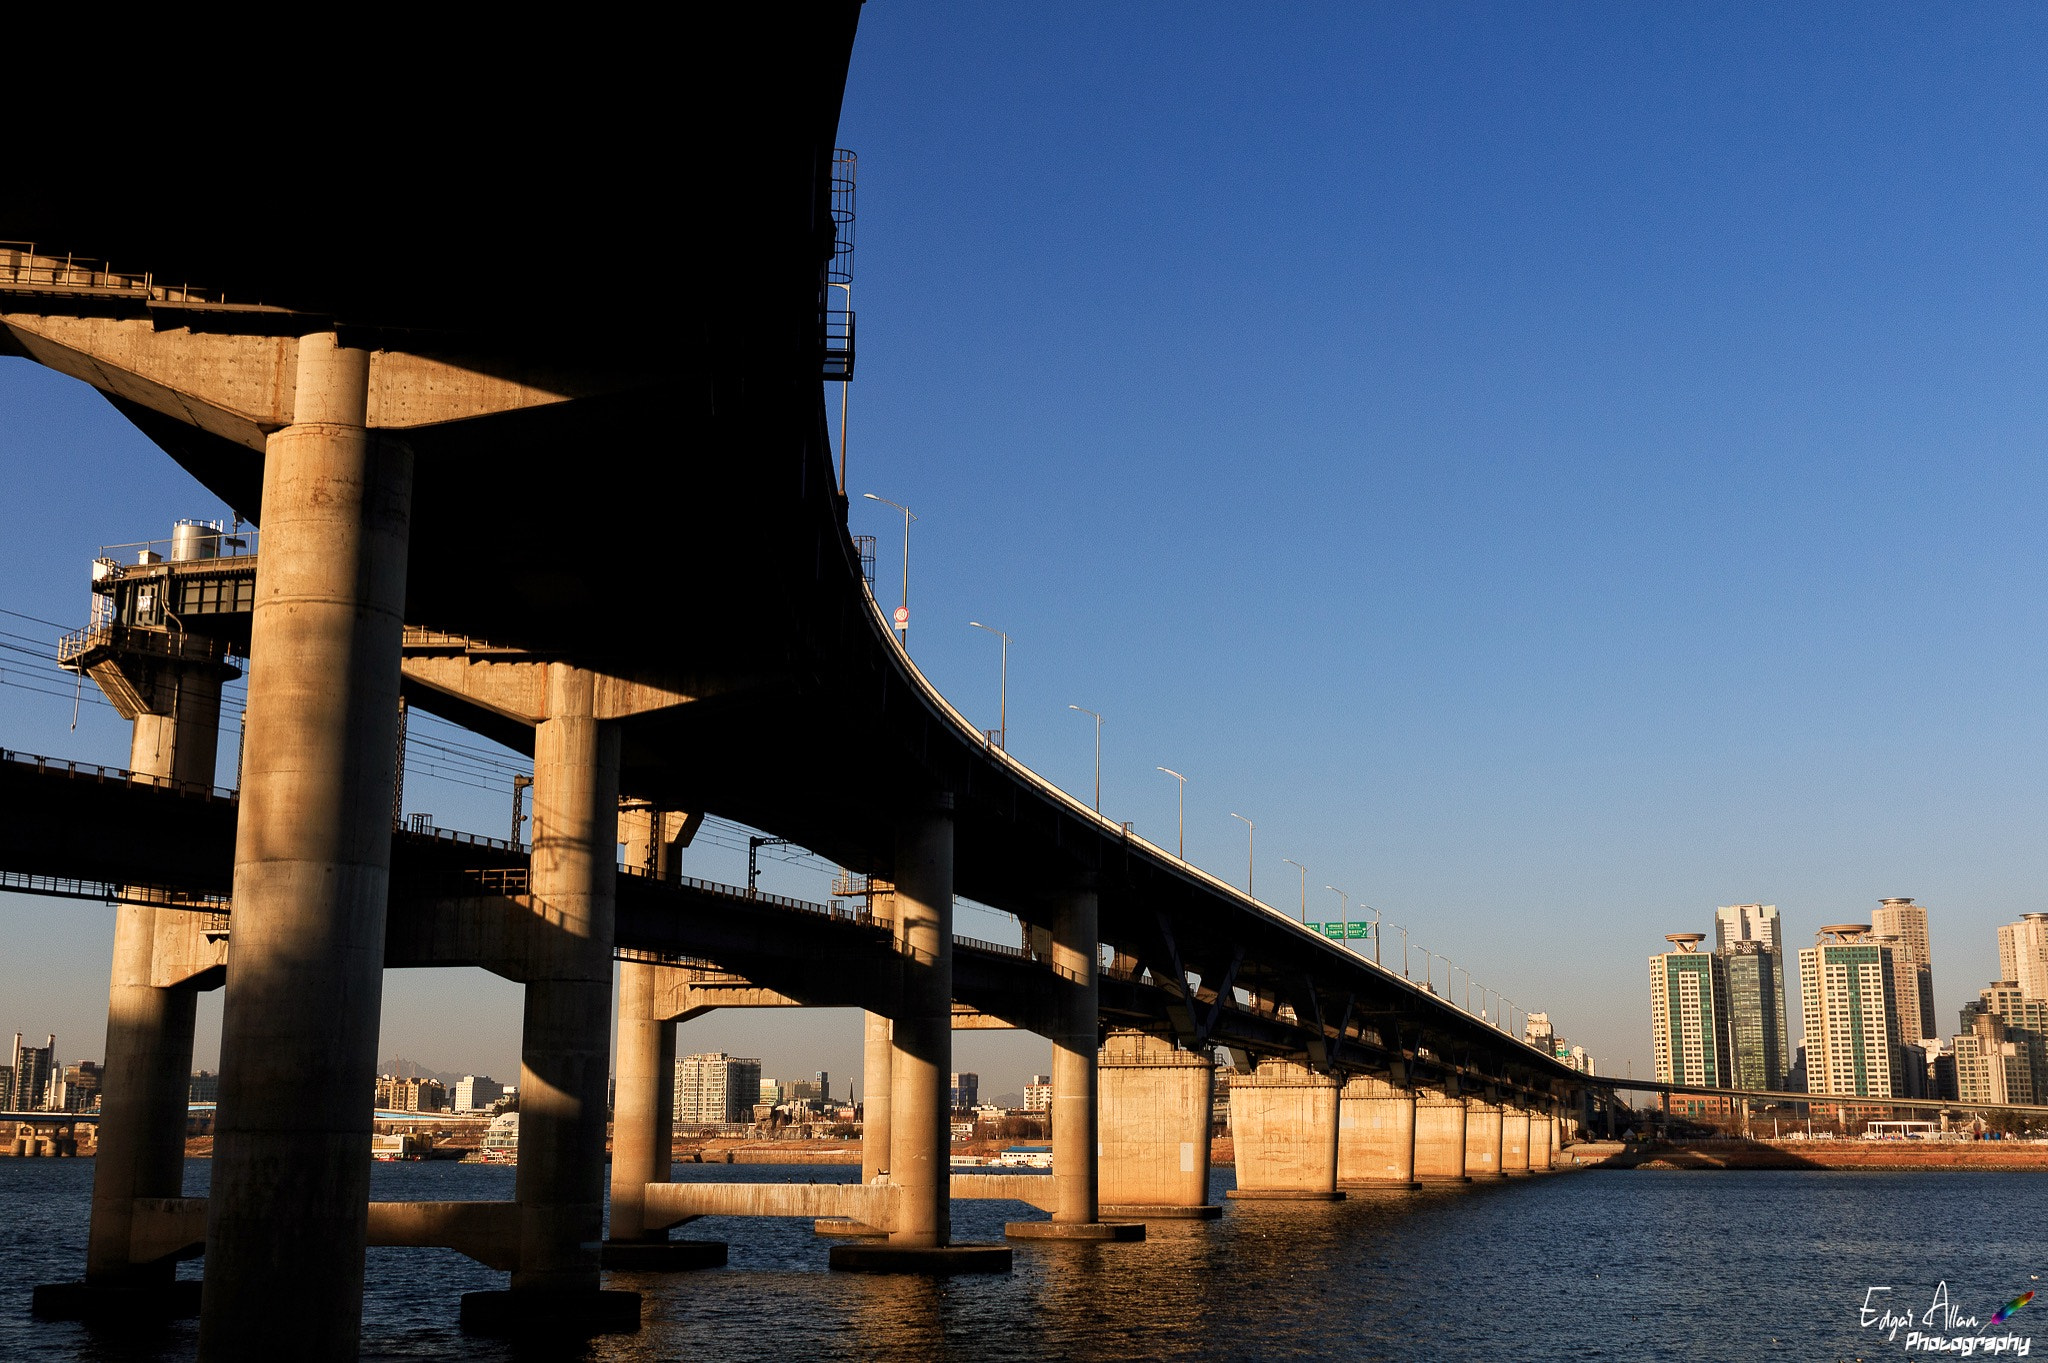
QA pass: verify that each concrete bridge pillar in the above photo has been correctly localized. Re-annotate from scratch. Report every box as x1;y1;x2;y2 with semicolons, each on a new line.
463;665;637;1329
37;671;226;1320
830;801;1005;1272
1413;1088;1471;1183
1337;1075;1419;1188
1007;886;1141;1242
605;960;676;1258
1227;1060;1343;1200
1464;1097;1506;1179
860;1010;892;1183
201;334;411;1363
1501;1106;1531;1175
1097;1031;1220;1219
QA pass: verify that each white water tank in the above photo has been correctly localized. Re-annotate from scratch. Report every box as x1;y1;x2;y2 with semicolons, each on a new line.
171;519;221;563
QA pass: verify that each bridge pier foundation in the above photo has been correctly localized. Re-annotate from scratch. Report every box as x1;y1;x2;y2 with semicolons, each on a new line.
1337;1076;1419;1188
1097;1031;1221;1219
200;333;411;1363
831;801;1008;1274
1530;1109;1557;1171
466;666;641;1330
1227;1060;1343;1200
1007;884;1141;1243
1501;1106;1532;1175
1464;1097;1506;1179
1413;1089;1471;1183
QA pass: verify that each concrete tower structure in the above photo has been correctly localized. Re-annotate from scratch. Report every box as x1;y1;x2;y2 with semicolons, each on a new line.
1798;925;1902;1098
1649;934;1732;1088
1871;897;1937;1044
1998;913;2048;1000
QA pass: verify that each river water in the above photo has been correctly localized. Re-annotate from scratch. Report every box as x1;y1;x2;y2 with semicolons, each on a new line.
1;1159;2040;1361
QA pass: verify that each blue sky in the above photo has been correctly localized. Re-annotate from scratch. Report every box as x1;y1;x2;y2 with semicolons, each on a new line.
6;3;2048;1091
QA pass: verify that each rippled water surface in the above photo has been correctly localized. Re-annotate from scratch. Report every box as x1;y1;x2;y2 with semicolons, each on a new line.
2;1159;2041;1361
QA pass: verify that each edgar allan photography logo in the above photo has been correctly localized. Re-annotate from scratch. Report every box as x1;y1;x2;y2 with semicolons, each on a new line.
1862;1283;2036;1356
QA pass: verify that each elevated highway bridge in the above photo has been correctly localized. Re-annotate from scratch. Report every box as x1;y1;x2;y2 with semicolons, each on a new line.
3;6;1592;1358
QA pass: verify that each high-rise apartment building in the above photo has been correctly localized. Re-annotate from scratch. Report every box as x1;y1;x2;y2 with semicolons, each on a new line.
1650;934;1732;1087
1723;939;1788;1090
453;1075;504;1112
1799;925;1903;1097
1715;904;1792;1081
1023;1074;1052;1113
1524;1013;1554;1047
1968;981;2048;1103
675;1052;761;1125
949;1072;979;1111
1998;913;2048;1000
50;1061;101;1113
9;1035;55;1112
1871;897;1937;1043
1954;1011;2035;1105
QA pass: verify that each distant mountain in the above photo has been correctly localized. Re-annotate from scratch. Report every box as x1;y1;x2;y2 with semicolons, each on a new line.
990;1092;1025;1109
377;1057;468;1085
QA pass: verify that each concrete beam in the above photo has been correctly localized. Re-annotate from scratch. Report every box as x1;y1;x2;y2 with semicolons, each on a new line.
129;1197;207;1265
949;1175;1057;1213
0;314;595;452
643;1181;898;1230
400;651;713;729
365;1201;521;1272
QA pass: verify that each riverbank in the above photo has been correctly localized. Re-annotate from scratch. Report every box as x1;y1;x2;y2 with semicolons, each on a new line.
1604;1138;2048;1171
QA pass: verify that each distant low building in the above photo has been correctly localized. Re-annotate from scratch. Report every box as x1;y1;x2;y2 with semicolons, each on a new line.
189;1071;219;1103
50;1061;100;1113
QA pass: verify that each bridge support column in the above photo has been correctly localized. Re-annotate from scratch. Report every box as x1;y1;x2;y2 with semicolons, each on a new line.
1226;1060;1342;1200
1413;1089;1470;1183
1097;1031;1220;1219
1337;1076;1418;1188
464;666;639;1332
1464;1098;1505;1179
35;673;227;1322
1501;1106;1531;1175
831;801;1008;1273
861;1011;892;1182
1007;885;1141;1242
1531;1108;1557;1171
200;334;410;1363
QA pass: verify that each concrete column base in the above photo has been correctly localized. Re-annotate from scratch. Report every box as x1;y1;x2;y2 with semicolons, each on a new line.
1004;1220;1145;1241
828;1243;1013;1274
1226;1188;1346;1201
599;1240;727;1271
1099;1203;1223;1220
1338;1180;1423;1191
459;1289;642;1335
1416;1175;1472;1185
813;1218;885;1237
32;1280;202;1321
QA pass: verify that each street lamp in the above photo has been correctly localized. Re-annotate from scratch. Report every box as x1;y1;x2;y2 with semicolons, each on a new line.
1229;812;1255;895
862;493;915;648
1156;766;1187;858
1282;858;1308;923
1067;705;1102;812
1363;904;1382;965
1391;922;1409;978
1454;964;1471;1015
968;621;1009;749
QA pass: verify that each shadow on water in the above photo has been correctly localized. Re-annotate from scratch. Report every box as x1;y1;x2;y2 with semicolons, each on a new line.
3;1158;2045;1362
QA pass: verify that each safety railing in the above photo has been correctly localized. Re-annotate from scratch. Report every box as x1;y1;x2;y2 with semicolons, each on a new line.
0;869;230;912
0;747;238;802
56;623;237;670
1;242;207;303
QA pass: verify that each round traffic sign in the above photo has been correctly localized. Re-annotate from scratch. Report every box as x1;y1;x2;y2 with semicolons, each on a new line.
893;606;909;626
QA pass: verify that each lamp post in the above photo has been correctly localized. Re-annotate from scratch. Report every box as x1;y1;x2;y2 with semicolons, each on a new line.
1282;858;1308;923
1229;812;1255;896
1156;767;1187;858
968;621;1009;749
1392;922;1409;978
1454;964;1471;1015
1324;886;1347;947
1365;904;1382;965
1067;705;1102;812
862;493;915;648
